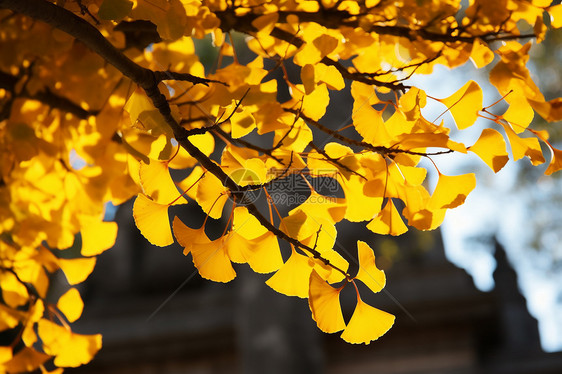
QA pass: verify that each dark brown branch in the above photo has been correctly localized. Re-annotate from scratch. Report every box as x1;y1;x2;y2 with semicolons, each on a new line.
153;71;227;87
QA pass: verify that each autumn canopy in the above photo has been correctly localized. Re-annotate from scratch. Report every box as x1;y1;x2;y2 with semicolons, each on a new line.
1;0;562;371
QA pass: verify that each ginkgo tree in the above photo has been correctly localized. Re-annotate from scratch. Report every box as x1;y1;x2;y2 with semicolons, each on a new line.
1;0;562;371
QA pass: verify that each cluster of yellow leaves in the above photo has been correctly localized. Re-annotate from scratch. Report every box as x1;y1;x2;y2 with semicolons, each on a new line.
1;0;562;371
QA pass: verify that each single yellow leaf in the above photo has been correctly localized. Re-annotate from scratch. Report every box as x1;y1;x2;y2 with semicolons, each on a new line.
301;64;316;95
139;160;185;205
38;319;102;368
57;288;84;323
80;220;118;256
550;4;562;28
429;173;476;210
132;194;174;247
340;298;394;344
354;241;386;293
367;198;408;237
0;271;29;308
3;347;49;373
172;217;236;282
470;38;494;69
502;92;534;133
266;249;315;298
501;123;545;165
545;146;562;176
308;271;345;333
194;172;229;219
224;102;256;139
58;258;97;285
438;81;483;130
469;128;510;173
226;231;283;274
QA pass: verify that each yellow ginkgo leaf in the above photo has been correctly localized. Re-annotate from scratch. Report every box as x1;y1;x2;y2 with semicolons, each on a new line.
195;173;229;219
354;241;386;293
550;4;562;28
290;190;347;224
0;271;29;308
223;101;256;139
244;232;283;274
266;249;315;298
545;146;562;176
428;173;476;210
315;64;345;91
231;207;266;239
173;217;236;282
58;257;97;286
501;123;545;165
3;347;50;373
37;319;102;368
57;288;84;323
340;297;395;344
469;128;510;173
308;271;345;333
79;219;117;256
470;38;494;69
133;194;174;247
366;199;408;236
502;92;534;133
139;160;186;205
301;64;316;95
438;80;482;130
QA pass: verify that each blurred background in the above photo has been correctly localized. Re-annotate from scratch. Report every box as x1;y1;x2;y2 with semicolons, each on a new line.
66;22;562;374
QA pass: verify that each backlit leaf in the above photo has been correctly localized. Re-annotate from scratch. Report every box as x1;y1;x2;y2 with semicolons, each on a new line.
367;199;408;236
57;288;84;323
38;319;102;367
132;194;174;247
438;81;482;130
266;249;315;298
308;271;345;333
469;129;510;173
340;297;394;344
58;258;97;286
354;241;386;294
428;173;476;210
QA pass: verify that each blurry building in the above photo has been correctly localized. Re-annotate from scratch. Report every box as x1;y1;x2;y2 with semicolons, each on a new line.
68;201;562;374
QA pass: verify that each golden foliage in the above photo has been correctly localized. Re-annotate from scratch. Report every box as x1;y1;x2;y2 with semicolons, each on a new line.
0;0;561;371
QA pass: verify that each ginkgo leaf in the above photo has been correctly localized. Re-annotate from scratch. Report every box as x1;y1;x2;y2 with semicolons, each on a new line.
139;160;186;205
437;81;482;130
124;89;171;137
79;219;118;256
3;347;50;373
501;123;545;165
340;297;395;344
428;173;476;210
58;258;97;285
37;319;102;368
266;249;315;298
301;64;316;94
469;128;510;173
529;97;562;123
470;38;494;69
545;146;562;176
502;92;534;133
308;271;345;333
367;199;408;236
57;288;83;323
194;172;229;219
289;190;346;224
132;194;174;247
550;4;562;28
354;241;386;293
0;271;29;308
172;217;236;282
222;101;256;139
226;231;283;274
